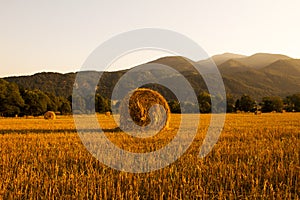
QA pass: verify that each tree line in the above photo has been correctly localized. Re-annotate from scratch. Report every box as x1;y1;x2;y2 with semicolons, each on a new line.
0;79;111;117
232;94;300;113
0;79;300;117
169;92;300;114
0;79;71;117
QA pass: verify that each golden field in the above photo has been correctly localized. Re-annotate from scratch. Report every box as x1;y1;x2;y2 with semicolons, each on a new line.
0;113;299;199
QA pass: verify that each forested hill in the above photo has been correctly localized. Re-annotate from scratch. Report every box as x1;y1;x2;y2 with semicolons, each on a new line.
4;53;300;100
4;71;127;99
5;72;76;98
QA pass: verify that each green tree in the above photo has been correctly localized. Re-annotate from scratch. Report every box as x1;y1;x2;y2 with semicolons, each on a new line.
22;90;50;116
181;102;198;113
226;94;235;113
95;94;111;113
0;80;24;117
72;95;86;114
236;94;256;112
58;97;72;114
285;94;300;112
235;99;240;112
168;100;181;113
261;96;283;112
45;92;59;112
198;92;211;113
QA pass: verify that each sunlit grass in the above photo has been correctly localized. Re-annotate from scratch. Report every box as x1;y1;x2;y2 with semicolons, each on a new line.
0;113;299;199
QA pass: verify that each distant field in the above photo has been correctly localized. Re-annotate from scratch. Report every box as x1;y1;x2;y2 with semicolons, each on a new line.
0;113;299;199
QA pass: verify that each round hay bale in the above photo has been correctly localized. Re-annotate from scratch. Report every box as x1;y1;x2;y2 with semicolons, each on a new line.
44;111;56;120
255;110;262;115
119;88;170;132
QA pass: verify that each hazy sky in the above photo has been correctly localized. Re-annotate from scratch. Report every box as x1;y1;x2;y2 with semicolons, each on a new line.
1;0;300;77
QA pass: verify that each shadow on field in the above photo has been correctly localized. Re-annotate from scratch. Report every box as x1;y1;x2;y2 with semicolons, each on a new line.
0;127;122;134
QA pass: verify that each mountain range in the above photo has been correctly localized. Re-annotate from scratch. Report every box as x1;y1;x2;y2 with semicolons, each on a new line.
4;53;300;101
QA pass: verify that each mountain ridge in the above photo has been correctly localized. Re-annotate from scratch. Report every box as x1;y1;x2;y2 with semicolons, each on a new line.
3;53;300;101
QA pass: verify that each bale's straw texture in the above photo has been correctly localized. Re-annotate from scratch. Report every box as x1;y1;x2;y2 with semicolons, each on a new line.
44;111;56;120
119;88;170;132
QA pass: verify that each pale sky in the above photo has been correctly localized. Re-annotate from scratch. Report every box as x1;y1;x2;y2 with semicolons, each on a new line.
1;0;300;77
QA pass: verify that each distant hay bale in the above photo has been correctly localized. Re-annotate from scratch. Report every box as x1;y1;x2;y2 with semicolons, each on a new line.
105;111;111;116
119;88;170;132
255;110;262;115
44;111;56;120
25;115;35;119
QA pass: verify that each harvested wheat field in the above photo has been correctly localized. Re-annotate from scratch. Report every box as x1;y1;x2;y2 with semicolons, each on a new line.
0;113;299;199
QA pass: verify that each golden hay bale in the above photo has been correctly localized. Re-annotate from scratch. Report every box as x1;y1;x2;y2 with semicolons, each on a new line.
119;88;170;132
44;111;56;120
25;115;35;119
255;110;262;115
